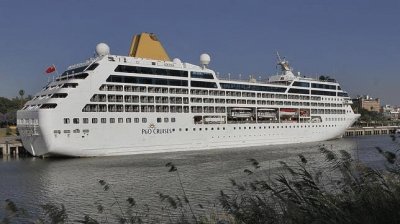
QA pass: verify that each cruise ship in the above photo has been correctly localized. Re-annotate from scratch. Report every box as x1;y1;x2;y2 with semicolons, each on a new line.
17;33;360;157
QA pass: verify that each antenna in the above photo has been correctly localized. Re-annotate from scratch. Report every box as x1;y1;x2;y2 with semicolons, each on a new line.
276;51;282;62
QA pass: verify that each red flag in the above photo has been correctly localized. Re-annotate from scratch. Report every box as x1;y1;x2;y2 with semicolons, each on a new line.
45;65;56;74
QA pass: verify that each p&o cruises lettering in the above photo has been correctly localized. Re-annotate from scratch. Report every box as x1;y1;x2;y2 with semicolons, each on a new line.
142;128;173;135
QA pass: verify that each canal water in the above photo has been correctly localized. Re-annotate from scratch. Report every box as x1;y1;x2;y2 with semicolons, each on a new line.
0;135;398;222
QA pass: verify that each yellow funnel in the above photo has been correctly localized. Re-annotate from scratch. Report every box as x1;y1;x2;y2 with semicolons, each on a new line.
128;32;171;61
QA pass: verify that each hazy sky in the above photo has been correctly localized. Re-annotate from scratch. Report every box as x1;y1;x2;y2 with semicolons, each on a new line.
0;0;399;105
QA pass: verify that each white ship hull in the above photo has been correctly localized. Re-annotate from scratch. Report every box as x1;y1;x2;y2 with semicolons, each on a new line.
17;110;359;157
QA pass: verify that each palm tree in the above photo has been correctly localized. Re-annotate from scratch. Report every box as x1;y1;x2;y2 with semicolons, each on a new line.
18;89;25;109
18;89;25;100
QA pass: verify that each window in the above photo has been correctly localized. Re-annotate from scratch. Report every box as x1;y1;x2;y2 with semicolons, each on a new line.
292;81;310;87
134;118;139;123
191;81;217;88
110;118;115;123
191;71;214;79
311;83;336;90
92;118;98;124
64;118;70;124
51;93;68;98
101;118;106;123
142;118;147;123
288;88;310;94
126;118;131;123
164;118;169;123
41;103;57;109
61;66;87;76
311;90;336;96
118;118;123;123
171;118;176;123
157;118;162;123
73;118;79;124
86;63;99;71
83;118;89;124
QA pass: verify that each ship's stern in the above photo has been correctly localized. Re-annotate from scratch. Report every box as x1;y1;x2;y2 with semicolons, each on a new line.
17;110;49;156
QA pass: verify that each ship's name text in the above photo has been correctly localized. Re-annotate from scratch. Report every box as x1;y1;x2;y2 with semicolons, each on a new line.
142;128;173;135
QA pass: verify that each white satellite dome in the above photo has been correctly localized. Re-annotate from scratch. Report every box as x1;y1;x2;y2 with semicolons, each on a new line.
95;43;110;56
173;58;182;64
200;53;211;67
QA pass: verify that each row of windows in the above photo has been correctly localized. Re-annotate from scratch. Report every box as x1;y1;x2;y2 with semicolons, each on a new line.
82;104;190;113
292;81;340;90
220;83;287;93
41;83;79;92
96;84;348;103
114;65;188;77
87;95;345;108
338;92;349;97
288;88;310;94
310;109;346;114
56;73;88;81
40;104;57;109
311;83;337;90
292;81;310;87
82;103;345;115
91;94;190;104
51;93;68;98
61;119;339;131
191;81;218;88
191;71;214;79
61;66;88;76
64;117;177;124
107;75;188;87
311;90;337;96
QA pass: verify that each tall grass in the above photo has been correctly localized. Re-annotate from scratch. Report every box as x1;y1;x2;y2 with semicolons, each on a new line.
220;135;400;224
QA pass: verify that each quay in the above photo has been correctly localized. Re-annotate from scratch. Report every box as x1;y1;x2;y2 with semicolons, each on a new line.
345;126;400;137
0;136;28;156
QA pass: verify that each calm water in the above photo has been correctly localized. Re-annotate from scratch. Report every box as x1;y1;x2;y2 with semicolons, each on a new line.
0;135;398;221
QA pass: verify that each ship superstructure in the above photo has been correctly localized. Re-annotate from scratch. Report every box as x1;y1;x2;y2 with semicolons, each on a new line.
17;33;360;157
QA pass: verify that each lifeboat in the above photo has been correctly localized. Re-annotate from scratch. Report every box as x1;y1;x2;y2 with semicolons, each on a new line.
280;108;297;116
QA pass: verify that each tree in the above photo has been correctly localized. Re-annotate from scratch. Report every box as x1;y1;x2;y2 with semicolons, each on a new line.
18;89;25;100
19;89;25;108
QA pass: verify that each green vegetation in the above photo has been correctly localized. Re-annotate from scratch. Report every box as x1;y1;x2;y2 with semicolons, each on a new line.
2;136;400;223
353;107;400;127
0;129;6;138
0;93;31;128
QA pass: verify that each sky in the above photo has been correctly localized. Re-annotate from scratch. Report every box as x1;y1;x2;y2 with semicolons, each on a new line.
0;0;399;105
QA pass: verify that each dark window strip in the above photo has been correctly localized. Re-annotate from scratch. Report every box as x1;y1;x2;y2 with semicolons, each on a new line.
288;88;310;94
292;81;310;87
220;83;286;93
191;81;217;88
107;75;188;87
61;66;88;76
311;90;337;96
191;71;214;79
114;65;188;78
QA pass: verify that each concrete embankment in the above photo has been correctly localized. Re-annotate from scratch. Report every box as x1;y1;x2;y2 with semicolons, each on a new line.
345;126;399;137
0;136;29;157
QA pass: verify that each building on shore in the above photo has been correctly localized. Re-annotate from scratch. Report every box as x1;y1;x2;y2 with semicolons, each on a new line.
352;95;381;113
381;105;400;120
